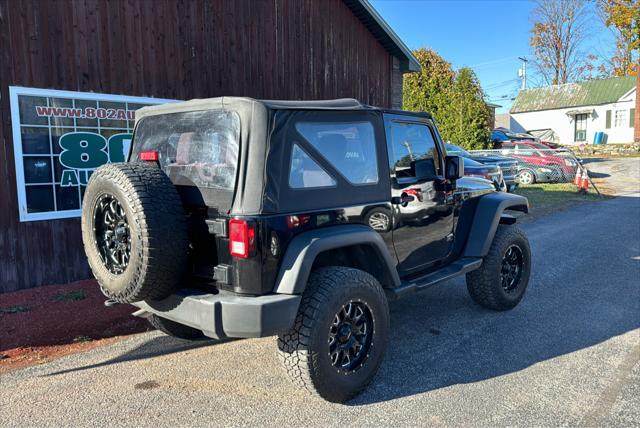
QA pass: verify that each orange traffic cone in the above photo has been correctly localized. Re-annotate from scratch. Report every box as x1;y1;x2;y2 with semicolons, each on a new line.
573;166;581;186
578;168;589;193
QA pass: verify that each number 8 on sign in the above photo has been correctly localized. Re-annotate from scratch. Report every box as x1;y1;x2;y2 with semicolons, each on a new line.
59;132;109;170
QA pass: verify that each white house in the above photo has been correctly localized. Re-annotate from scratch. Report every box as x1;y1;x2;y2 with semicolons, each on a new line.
508;76;636;145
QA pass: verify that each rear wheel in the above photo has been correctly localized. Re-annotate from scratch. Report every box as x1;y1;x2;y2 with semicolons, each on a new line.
148;315;204;340
277;267;389;403
466;225;531;311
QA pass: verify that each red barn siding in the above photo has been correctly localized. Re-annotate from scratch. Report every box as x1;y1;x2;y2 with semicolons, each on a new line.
0;0;395;292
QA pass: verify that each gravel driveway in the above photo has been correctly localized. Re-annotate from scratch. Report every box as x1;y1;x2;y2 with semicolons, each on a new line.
2;168;639;427
584;157;640;196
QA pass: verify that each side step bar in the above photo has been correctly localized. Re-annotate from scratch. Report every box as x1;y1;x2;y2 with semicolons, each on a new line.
389;257;483;300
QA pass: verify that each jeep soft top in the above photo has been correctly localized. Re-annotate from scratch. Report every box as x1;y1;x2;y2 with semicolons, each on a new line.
82;97;531;402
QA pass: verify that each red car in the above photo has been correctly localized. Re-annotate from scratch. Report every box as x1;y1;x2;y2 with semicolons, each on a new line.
499;141;578;184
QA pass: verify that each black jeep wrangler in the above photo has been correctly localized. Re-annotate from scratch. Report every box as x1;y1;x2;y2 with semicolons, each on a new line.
81;97;531;403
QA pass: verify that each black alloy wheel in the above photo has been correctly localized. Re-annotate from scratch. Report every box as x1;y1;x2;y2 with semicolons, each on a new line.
501;244;524;293
465;225;531;311
277;266;390;403
328;301;374;373
94;194;131;275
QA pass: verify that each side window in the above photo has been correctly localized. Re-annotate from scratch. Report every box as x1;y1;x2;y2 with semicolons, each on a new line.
295;122;378;185
288;144;336;189
387;121;441;178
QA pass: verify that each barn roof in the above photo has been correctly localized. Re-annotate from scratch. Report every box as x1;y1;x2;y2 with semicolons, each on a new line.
510;76;636;114
346;0;421;72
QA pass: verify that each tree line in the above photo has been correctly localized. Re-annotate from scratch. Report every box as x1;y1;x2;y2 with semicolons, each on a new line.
403;49;493;150
530;0;638;85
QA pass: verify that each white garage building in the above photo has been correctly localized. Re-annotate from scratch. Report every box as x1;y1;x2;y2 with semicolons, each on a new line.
508;76;636;145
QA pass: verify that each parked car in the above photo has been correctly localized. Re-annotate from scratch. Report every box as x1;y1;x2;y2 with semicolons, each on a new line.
525;128;558;146
499;141;578;184
491;127;537;144
81;97;531;403
445;143;518;192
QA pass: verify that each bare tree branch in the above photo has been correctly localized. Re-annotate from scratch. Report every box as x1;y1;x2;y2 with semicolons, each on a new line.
529;0;592;86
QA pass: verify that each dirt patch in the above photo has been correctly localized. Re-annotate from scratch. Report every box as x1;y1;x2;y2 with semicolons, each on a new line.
0;279;150;373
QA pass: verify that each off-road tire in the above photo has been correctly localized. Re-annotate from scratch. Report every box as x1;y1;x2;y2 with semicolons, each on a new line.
148;314;204;340
81;163;188;303
466;225;531;311
277;267;389;403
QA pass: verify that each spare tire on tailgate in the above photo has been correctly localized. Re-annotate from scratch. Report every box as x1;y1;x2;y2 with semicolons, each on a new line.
81;163;188;303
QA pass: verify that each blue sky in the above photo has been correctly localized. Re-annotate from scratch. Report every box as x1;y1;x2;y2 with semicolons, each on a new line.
370;0;614;113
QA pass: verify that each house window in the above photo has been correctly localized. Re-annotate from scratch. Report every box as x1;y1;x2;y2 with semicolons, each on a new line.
614;110;626;127
574;113;587;142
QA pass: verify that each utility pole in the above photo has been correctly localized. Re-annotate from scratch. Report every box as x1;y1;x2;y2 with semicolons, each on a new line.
518;57;528;90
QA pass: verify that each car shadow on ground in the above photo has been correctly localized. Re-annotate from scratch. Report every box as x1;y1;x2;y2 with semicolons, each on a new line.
347;274;639;406
348;196;640;405
46;335;232;377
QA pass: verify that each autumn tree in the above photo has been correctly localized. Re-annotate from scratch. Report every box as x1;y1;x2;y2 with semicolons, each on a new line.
598;0;640;76
403;49;491;149
529;0;591;85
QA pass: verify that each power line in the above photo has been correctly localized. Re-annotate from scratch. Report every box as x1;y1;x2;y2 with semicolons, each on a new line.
484;78;519;90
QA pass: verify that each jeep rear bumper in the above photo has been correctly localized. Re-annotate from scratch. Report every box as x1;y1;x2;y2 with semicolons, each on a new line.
132;290;301;339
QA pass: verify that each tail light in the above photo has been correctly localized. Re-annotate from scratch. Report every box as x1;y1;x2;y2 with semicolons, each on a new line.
229;219;256;258
404;188;423;202
139;150;159;162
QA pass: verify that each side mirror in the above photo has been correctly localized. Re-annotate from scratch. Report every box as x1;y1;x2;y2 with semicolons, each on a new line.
445;155;464;180
410;158;437;181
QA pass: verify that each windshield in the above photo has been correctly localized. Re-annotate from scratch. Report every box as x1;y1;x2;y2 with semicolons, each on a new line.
132;110;240;211
528;142;551;150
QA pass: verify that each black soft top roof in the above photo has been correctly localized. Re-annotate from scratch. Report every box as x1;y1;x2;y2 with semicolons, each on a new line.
133;97;431;215
135;96;431;119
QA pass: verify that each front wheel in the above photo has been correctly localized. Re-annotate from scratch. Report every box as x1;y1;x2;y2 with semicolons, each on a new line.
277;267;389;403
466;225;531;311
517;169;536;185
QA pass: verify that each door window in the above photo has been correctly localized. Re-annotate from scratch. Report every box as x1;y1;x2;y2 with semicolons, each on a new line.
574;114;587;141
387;122;441;179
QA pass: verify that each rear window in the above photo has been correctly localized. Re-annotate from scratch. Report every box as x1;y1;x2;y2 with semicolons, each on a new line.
132;110;240;211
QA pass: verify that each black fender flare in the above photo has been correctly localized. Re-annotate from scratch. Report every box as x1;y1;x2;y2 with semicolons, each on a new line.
463;192;529;258
273;224;401;295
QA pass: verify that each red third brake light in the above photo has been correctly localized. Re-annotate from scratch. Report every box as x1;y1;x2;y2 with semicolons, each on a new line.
229;219;256;258
139;150;159;161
